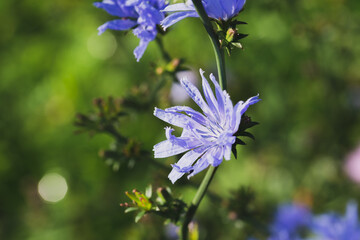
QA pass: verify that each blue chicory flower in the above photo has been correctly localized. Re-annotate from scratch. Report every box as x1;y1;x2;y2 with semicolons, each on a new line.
94;0;167;61
310;202;360;240
272;203;312;235
248;203;311;240
269;203;311;240
161;0;246;30
153;69;260;183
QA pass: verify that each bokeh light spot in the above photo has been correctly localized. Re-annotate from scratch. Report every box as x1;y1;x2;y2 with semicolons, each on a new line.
38;173;68;203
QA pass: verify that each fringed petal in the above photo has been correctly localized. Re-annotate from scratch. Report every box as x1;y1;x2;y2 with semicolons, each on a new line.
180;78;217;122
209;73;226;119
97;19;137;35
232;95;261;132
200;69;221;121
153;139;188;158
168;147;207;183
162;3;195;12
165;105;208;127
133;38;150;62
161;11;198;30
187;151;211;179
154;108;207;131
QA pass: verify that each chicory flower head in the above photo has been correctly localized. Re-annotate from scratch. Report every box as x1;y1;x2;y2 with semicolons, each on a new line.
161;0;246;30
94;0;167;61
311;202;360;240
153;69;260;183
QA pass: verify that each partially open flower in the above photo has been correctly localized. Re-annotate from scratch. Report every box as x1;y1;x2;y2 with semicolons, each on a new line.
161;0;246;30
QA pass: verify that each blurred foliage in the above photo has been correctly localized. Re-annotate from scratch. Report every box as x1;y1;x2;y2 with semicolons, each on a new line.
0;0;360;239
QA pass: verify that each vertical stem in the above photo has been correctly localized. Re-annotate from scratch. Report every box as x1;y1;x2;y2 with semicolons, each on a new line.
192;0;226;89
155;37;171;62
181;1;227;239
181;166;217;239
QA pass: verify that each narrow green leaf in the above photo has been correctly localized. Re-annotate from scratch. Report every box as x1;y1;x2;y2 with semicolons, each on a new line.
135;211;146;223
124;207;138;213
232;42;243;49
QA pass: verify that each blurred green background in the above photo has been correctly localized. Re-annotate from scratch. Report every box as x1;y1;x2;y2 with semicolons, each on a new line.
1;0;360;239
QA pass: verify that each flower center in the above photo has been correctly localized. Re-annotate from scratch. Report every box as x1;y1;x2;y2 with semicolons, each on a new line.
215;131;235;146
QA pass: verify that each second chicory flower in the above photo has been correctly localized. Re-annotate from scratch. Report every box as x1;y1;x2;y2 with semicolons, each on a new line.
94;0;167;61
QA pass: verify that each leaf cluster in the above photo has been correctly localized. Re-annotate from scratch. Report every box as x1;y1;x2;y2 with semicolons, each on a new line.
214;19;249;55
121;185;188;224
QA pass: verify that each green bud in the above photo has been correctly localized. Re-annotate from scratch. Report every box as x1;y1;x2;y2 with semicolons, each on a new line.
225;28;236;43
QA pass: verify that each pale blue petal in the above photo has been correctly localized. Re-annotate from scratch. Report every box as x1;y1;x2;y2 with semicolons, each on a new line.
223;91;234;129
97;19;137;35
136;2;164;26
94;1;137;18
180;129;208;147
168;147;207;183
161;11;198;30
134;38;150;62
180;78;217;122
154;107;208;131
209;73;226;118
162;3;195;12
165;127;202;149
165;106;209;126
154;107;191;128
133;24;157;40
153;139;188;158
187;151;211;179
171;164;193;173
224;144;232;160
207;147;223;166
125;0;140;6
200;69;220;121
232;95;261;132
165;127;187;147
168;169;186;184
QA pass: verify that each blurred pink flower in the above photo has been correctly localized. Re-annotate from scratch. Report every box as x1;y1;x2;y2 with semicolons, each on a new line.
344;144;360;184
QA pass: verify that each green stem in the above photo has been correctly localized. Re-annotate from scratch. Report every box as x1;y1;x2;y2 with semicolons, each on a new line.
181;166;217;239
181;1;227;239
155;37;171;62
192;0;226;89
191;166;218;207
